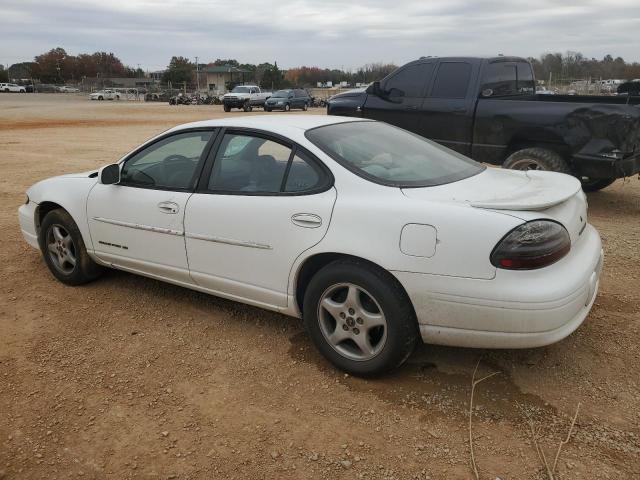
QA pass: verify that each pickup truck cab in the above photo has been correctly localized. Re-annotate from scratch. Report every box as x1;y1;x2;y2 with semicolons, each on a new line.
328;56;640;191
89;89;120;101
1;83;26;93
223;85;271;112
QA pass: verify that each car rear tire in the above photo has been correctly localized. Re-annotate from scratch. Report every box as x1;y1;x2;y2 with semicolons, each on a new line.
503;147;571;174
39;209;104;286
581;177;616;192
303;259;418;377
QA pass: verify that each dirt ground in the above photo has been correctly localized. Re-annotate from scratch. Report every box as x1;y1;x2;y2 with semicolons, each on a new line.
0;94;638;480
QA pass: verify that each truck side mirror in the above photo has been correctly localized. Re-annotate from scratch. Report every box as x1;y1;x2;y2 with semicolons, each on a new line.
367;81;381;95
99;164;120;185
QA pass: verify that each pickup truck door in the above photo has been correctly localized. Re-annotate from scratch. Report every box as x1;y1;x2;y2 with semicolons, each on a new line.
418;61;479;156
363;61;435;134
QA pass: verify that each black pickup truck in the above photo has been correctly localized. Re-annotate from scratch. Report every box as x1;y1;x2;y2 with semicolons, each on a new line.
327;56;640;191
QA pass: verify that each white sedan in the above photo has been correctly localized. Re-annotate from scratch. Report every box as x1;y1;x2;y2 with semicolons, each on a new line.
18;116;603;376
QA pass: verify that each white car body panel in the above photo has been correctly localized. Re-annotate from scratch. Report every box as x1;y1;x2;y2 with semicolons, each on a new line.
185;188;336;307
1;83;25;92
18;115;603;349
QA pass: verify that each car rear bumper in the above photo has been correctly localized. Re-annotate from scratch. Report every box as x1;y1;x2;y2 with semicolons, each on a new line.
19;202;39;249
392;224;603;349
573;151;640;179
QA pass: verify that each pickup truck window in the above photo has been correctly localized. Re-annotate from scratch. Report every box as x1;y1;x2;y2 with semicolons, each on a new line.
231;86;251;93
431;62;471;99
384;63;434;98
306;121;484;187
483;62;535;96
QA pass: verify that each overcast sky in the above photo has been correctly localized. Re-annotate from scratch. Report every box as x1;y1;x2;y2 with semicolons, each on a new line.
2;0;639;71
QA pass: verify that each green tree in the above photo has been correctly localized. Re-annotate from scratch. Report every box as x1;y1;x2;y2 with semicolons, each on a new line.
0;65;9;82
163;56;193;85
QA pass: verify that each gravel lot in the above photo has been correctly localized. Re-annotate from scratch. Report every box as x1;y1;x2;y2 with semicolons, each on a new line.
1;94;638;479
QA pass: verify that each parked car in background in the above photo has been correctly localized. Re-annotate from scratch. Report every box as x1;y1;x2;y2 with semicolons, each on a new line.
222;85;271;112
328;56;640;191
18;115;603;376
0;83;26;93
264;89;310;111
535;85;555;95
617;81;640;96
58;86;80;93
89;89;120;101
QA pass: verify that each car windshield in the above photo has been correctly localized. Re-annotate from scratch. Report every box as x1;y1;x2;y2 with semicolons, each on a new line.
306;121;485;187
272;90;291;98
231;86;251;93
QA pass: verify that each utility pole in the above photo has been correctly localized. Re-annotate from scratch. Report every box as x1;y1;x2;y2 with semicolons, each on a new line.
195;56;200;92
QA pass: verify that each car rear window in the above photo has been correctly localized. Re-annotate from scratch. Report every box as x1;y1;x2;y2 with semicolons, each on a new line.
306;121;484;187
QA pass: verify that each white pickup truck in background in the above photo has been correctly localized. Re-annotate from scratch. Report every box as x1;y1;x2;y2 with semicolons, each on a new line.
0;83;26;93
89;89;120;101
222;85;271;112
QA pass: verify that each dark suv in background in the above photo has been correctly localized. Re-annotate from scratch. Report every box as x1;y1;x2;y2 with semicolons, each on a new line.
328;56;640;191
265;89;310;111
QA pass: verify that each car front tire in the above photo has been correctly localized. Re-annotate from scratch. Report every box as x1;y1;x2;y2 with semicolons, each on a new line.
303;259;418;377
39;209;103;286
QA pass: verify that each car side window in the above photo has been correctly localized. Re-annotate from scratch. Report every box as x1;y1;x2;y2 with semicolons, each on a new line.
431;62;472;98
120;131;213;190
208;134;292;193
384;63;434;98
284;151;323;192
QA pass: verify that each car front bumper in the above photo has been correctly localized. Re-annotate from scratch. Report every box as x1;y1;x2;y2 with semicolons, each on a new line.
19;201;39;249
392;224;603;349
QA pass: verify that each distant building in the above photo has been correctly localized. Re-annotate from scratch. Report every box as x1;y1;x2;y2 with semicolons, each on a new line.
83;76;155;89
149;70;166;82
203;65;250;94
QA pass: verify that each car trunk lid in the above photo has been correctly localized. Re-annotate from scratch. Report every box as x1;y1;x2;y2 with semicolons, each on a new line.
401;168;588;244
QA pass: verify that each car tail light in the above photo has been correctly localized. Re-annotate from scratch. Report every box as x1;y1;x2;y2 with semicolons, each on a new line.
491;220;570;270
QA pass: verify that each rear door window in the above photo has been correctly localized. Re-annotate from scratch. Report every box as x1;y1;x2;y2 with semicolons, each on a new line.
430;62;472;98
482;63;518;96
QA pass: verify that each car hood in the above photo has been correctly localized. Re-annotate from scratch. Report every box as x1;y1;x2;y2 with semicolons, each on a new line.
402;168;581;211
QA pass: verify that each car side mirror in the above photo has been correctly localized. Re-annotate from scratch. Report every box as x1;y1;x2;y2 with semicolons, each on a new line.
99;163;120;185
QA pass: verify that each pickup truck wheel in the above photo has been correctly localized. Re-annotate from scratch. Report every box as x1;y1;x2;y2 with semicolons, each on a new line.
39;209;104;286
223;104;231;112
503;148;571;174
243;102;252;112
581;178;616;192
303;259;418;377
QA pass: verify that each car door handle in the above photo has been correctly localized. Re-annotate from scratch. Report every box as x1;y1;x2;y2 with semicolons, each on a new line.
404;105;419;111
158;201;179;214
291;213;322;228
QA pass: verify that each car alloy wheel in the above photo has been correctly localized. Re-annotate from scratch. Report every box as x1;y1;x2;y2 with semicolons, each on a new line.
46;224;77;275
317;282;387;361
284;104;290;112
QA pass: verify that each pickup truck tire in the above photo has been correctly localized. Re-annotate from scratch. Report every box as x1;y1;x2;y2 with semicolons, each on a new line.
243;102;252;112
581;178;616;192
503;148;571;174
223;104;231;112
